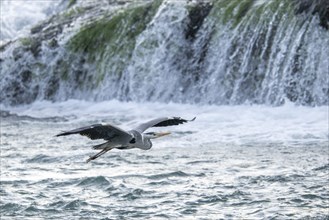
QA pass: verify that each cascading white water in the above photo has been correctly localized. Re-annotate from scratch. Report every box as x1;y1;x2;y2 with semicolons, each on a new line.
0;0;62;44
1;2;328;218
119;0;329;105
121;1;190;102
0;0;328;106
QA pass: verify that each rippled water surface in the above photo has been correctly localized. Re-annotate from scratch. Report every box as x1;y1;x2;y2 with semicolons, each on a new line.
1;100;328;219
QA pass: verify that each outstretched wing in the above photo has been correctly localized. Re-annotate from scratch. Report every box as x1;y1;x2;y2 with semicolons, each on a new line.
134;117;196;133
56;123;133;141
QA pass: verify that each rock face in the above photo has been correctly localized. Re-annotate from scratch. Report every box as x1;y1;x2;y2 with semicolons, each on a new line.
0;0;328;106
295;0;329;29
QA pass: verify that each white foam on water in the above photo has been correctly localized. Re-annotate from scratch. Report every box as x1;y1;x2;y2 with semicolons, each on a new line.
2;100;328;147
0;0;60;43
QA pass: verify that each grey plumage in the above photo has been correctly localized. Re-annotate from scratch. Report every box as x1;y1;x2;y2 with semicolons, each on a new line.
134;117;196;132
56;117;195;162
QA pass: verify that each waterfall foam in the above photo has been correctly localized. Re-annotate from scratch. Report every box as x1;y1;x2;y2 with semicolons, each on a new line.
0;0;328;106
0;0;62;44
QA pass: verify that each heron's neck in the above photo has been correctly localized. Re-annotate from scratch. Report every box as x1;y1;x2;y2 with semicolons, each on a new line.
142;137;152;150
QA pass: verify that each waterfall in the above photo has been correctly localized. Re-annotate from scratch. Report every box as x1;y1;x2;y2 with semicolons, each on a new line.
0;0;328;106
0;0;63;43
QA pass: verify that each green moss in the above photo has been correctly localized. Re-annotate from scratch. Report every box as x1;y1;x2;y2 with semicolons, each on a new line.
62;6;86;19
209;0;297;29
250;0;294;26
20;37;33;46
62;8;76;18
19;37;41;57
211;0;255;27
61;69;69;81
222;0;242;24
48;39;58;48
68;0;77;8
210;0;236;23
232;0;254;27
68;0;162;84
69;0;161;57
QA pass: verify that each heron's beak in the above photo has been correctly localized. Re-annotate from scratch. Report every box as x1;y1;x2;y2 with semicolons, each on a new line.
156;132;171;138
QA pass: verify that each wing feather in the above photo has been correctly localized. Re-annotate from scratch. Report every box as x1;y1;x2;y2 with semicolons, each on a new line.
134;117;196;133
56;123;132;141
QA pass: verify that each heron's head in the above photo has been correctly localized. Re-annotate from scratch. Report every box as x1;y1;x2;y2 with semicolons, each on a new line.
144;132;171;139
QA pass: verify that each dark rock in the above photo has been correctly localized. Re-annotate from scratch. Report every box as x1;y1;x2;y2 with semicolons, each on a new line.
45;76;60;100
29;39;42;57
42;24;63;40
48;38;59;48
4;79;38;105
0;40;13;52
13;47;24;61
31;23;45;34
19;37;42;57
185;2;213;40
68;0;77;8
21;70;33;83
30;15;55;34
295;0;329;29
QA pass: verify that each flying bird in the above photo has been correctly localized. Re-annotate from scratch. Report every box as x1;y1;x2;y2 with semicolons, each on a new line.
56;117;196;162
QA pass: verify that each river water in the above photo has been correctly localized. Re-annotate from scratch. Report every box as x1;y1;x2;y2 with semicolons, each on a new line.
1;1;328;218
1;100;328;219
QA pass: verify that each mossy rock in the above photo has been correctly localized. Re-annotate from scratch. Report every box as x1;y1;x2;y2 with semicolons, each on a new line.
185;1;213;40
19;37;42;57
20;37;33;47
210;0;255;27
68;0;162;62
66;0;163;86
68;0;77;8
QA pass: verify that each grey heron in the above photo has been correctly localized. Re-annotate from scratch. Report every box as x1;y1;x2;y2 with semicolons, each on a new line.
56;117;196;162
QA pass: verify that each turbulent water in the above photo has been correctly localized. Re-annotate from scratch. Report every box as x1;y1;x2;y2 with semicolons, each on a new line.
1;100;329;219
0;0;63;44
1;0;329;219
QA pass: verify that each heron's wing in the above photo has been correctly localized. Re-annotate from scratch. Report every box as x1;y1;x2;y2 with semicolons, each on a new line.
134;117;196;133
56;123;132;141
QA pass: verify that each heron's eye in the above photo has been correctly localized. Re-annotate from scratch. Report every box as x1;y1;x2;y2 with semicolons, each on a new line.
145;132;155;136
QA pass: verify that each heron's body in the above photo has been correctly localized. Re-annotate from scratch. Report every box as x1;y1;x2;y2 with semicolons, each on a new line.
56;117;195;162
92;130;151;151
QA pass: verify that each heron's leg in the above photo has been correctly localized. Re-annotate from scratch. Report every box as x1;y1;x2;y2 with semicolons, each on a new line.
86;148;111;163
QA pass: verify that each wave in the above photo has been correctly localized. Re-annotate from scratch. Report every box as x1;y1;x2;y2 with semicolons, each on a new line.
0;110;68;122
24;154;60;164
1;99;328;147
77;176;111;187
148;171;189;180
